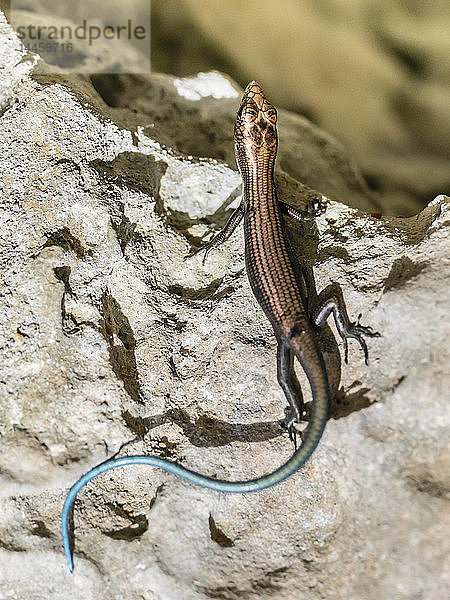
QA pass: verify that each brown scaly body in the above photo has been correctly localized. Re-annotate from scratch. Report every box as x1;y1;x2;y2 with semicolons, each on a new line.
199;81;371;442
61;82;377;572
236;83;329;439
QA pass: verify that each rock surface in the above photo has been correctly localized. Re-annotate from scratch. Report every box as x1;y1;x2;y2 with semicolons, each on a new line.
1;11;449;600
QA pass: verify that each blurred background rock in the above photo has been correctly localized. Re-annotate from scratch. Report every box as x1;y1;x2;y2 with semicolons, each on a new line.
3;0;449;215
151;0;450;216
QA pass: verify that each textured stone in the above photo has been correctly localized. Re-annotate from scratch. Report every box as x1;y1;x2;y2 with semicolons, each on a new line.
0;11;449;600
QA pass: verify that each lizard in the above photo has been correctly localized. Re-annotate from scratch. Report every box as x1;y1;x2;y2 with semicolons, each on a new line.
61;81;377;571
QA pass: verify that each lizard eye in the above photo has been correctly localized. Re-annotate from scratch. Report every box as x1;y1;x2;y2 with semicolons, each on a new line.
244;107;258;122
266;108;277;122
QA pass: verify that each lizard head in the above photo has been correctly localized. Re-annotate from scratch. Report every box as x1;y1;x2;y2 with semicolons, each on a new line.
234;81;278;167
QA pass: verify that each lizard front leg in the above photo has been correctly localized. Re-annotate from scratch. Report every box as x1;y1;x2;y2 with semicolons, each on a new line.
187;199;246;264
279;196;325;221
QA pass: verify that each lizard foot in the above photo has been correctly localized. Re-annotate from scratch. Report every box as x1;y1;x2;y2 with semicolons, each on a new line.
307;196;326;218
184;243;212;265
341;314;381;365
281;407;305;450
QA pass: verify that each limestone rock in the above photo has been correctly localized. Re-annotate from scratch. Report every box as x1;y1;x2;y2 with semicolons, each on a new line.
0;11;449;600
152;0;450;216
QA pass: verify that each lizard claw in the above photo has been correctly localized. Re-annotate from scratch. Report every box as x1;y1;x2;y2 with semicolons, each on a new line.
289;425;298;450
185;244;211;265
281;407;303;450
340;314;380;365
307;196;326;218
280;420;297;450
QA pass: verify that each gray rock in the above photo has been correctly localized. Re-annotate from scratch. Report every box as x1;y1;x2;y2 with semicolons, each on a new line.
0;11;449;600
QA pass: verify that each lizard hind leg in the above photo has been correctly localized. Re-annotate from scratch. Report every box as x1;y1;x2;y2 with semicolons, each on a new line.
311;286;380;365
276;339;305;449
